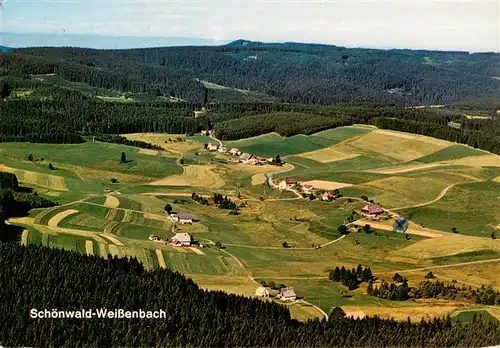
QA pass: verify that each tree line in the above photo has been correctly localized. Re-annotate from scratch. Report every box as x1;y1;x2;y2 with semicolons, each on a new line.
0;242;499;347
367;274;500;305
328;265;374;290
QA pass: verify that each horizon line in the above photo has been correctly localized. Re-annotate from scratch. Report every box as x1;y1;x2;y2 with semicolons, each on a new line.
1;32;499;54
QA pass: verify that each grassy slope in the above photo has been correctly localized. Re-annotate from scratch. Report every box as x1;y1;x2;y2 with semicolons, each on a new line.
404;181;500;237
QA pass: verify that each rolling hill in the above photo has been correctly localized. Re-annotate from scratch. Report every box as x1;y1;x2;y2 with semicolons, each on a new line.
2;39;499;105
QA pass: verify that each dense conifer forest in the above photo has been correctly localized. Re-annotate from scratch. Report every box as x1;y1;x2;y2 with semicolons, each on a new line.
2;40;500;105
0;242;499;347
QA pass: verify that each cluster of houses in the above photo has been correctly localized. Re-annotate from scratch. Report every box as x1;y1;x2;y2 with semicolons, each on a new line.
255;286;297;301
239;153;274;165
361;203;385;220
148;232;192;247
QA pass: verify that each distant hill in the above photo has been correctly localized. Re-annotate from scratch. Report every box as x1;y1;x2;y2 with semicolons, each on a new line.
0;46;11;53
1;32;228;49
1;38;499;105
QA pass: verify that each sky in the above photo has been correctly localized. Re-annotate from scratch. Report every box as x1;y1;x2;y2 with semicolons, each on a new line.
0;0;499;52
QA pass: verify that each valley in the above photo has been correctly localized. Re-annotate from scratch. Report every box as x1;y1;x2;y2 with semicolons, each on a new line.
4;125;499;322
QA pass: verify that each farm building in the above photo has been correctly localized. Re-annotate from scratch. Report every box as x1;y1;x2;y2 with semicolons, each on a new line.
217;146;228;153
171;233;191;247
207;143;219;151
229;148;241;156
277;287;296;301
362;203;384;215
362;203;384;220
239;153;255;164
302;184;314;193
169;212;193;224
255;286;271;298
322;192;335;201
279;177;296;190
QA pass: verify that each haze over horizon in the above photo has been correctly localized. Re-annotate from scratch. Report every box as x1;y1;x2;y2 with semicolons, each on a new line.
0;0;499;52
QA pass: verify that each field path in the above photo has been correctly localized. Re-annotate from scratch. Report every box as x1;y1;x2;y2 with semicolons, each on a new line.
390;182;476;211
373;258;500;275
298;299;329;320
99;233;124;246
47;209;79;227
156;249;167;268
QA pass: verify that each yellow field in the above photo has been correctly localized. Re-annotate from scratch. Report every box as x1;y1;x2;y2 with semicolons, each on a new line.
123;133;204;155
240;163;294;185
85;240;94;255
138;148;159;156
443;154;500;167
370;163;445;174
21;230;29;246
391;263;500;291
300;180;352;190
147;165;225;188
47;209;79;227
0;164;67;191
156;249;167;268
357;173;478;208
104;195;120;208
55;162;150;183
334;130;452;162
353;219;445;238
390;234;500;259
298;147;360;163
342;300;463;321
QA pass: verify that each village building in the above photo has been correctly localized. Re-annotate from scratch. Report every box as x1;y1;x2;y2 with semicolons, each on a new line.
255;286;271;298
229;148;241;156
254;156;268;165
217;145;228;153
171;233;192;247
322;192;335;201
362;203;384;220
149;234;160;241
169;212;193;224
207;143;219;151
277;287;297;301
302;184;314;194
279;177;296;190
239;153;255;164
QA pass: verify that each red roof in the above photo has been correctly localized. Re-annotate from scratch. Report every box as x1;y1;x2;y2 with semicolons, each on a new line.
362;204;384;214
285;177;296;184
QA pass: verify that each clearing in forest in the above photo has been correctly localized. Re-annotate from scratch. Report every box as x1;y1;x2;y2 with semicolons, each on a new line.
123;133;204;155
0;164;67;191
104;195;120;208
300;180;353;191
47;209;79;227
147;165;225;188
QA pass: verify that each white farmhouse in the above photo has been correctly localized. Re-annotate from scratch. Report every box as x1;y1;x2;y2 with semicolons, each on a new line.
171;233;192;247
